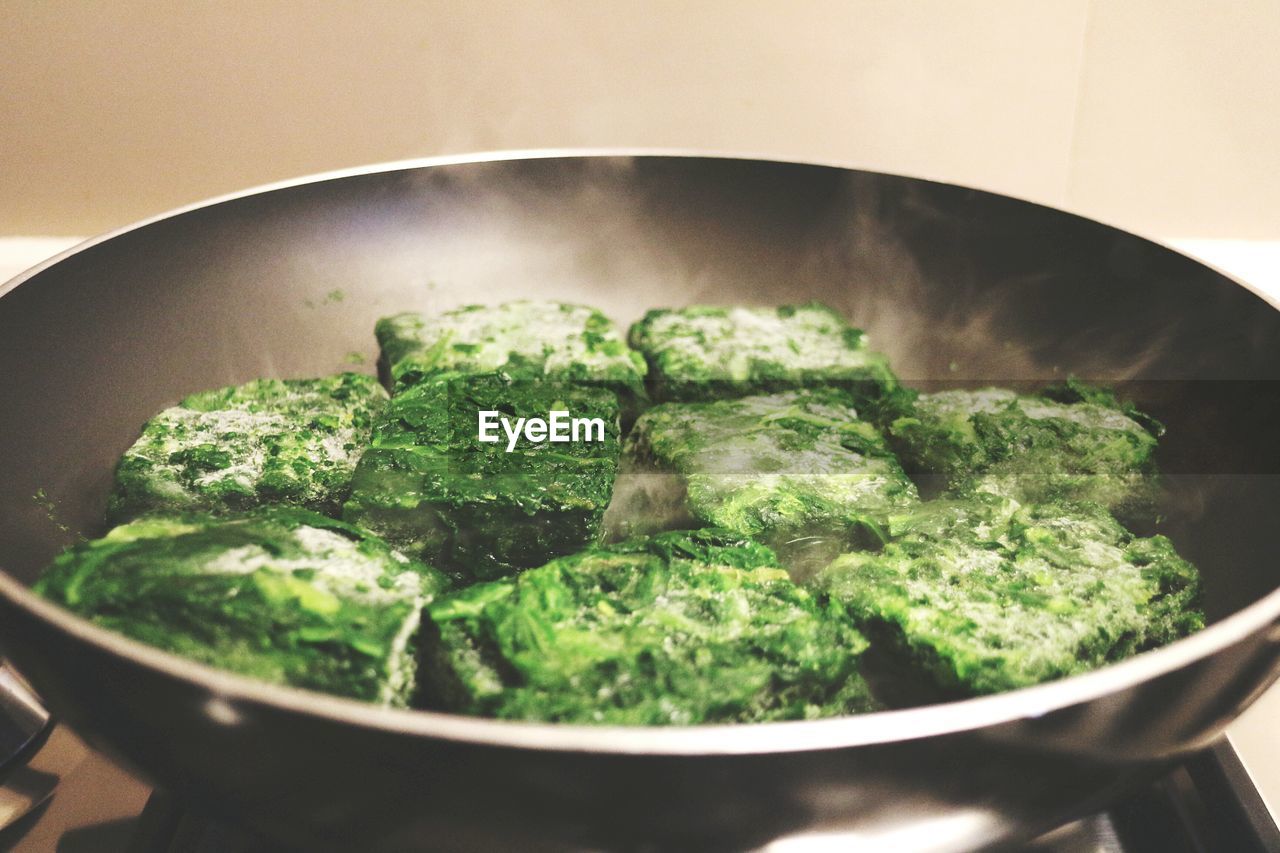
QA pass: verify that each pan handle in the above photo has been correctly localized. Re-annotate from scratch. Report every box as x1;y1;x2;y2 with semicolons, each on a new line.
0;662;49;772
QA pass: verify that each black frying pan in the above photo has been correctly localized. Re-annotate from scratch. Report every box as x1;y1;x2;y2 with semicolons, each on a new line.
0;152;1277;852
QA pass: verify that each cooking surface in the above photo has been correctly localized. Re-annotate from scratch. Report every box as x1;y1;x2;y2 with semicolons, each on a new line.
1;233;1277;850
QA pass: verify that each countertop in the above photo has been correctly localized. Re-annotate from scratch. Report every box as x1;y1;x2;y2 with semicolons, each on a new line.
0;234;1276;841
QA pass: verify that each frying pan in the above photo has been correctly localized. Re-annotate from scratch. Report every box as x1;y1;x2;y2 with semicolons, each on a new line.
0;152;1277;852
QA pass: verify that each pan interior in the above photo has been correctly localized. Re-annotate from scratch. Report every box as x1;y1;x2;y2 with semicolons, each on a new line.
1;155;1277;630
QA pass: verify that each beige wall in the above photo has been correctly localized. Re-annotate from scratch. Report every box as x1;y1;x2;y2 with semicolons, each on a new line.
2;1;1276;238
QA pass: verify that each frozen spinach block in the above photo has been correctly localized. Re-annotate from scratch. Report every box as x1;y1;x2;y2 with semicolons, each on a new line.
420;529;879;724
375;301;646;409
612;388;918;569
886;380;1162;522
35;508;448;707
627;303;905;414
813;496;1203;698
108;373;387;523
343;372;621;583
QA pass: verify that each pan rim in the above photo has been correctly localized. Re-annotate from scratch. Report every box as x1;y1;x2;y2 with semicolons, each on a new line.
5;147;1279;313
1;148;1278;757
2;569;1277;755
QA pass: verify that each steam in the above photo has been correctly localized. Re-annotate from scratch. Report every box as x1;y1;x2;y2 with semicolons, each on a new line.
393;156;704;325
377;156;1220;390
600;466;693;543
788;172;1181;386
